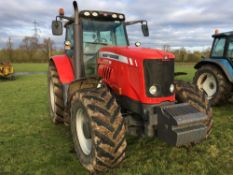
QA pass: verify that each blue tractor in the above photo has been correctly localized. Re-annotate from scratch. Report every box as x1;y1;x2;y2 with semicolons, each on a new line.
193;30;233;105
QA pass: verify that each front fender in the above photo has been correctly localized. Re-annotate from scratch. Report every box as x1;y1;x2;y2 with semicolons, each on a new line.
194;59;233;83
50;55;75;84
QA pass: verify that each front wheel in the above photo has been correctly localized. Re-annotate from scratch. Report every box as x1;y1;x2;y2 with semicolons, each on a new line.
70;86;127;173
175;80;213;138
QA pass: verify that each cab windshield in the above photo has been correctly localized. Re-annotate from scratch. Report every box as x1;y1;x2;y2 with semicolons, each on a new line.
82;18;128;75
82;18;128;53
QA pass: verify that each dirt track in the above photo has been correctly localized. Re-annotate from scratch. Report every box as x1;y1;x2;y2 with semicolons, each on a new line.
14;72;47;76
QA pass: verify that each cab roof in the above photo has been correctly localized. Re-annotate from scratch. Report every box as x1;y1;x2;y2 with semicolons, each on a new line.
64;10;125;27
212;31;233;38
79;10;125;21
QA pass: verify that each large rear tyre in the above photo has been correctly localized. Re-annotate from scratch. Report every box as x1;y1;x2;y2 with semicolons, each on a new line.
70;86;127;173
193;65;232;106
48;61;64;124
175;80;213;137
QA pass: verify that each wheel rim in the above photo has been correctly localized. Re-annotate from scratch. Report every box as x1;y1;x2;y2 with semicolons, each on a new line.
197;73;217;100
49;81;55;112
76;108;92;155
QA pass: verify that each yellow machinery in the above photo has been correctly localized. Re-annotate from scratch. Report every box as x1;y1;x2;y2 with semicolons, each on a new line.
0;61;15;79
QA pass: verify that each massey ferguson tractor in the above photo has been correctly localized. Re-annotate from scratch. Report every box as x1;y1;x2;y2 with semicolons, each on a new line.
49;1;212;173
193;30;233;105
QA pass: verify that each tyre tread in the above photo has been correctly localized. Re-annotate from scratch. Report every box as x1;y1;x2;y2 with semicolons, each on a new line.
70;86;126;173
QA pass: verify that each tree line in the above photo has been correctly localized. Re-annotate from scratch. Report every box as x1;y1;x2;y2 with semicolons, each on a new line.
0;37;211;63
171;47;211;62
0;36;63;63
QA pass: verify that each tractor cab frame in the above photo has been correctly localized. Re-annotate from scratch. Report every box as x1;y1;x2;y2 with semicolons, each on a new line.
211;32;233;62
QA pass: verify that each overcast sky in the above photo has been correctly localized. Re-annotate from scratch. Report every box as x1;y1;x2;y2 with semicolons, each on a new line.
0;0;233;50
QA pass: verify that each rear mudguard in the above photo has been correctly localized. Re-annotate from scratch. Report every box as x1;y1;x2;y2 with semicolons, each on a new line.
50;55;75;84
194;58;233;83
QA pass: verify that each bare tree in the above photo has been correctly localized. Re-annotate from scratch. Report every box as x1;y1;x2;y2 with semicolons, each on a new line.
20;36;39;60
40;38;54;58
162;44;171;52
5;37;13;61
203;47;211;58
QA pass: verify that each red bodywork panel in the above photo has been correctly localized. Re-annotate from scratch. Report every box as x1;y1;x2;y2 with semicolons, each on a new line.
51;47;176;105
97;46;176;105
50;55;75;84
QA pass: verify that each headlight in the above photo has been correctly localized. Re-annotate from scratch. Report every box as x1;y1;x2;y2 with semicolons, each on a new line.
119;15;124;19
170;84;175;93
112;14;117;18
92;12;98;17
84;11;91;16
135;41;141;47
149;85;157;95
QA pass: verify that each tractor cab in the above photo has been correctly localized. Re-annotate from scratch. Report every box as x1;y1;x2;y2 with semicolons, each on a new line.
211;30;233;64
64;11;129;76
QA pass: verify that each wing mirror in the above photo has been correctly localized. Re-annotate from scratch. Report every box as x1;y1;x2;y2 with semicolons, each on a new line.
141;22;149;37
52;20;63;35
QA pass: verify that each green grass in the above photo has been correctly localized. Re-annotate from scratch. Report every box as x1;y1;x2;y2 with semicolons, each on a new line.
0;63;232;175
175;62;197;82
13;63;48;72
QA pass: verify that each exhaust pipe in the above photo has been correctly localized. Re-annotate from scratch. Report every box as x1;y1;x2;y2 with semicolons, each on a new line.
73;1;85;79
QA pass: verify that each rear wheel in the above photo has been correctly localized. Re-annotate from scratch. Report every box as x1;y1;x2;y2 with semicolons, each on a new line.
48;61;64;124
193;65;232;106
70;86;127;173
175;80;213;137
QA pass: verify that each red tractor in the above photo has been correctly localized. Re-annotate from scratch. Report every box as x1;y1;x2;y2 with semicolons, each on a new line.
49;1;212;173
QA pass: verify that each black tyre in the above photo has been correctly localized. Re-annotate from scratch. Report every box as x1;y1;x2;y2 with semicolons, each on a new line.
193;65;232;106
9;75;16;80
70;86;127;173
48;61;64;124
175;80;213;137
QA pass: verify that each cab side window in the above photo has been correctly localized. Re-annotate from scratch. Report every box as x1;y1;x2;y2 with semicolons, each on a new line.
65;24;74;58
227;39;233;59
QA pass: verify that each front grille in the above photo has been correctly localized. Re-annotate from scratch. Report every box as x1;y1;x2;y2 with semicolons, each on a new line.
143;59;174;98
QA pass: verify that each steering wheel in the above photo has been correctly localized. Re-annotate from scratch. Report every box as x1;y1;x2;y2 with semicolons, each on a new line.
100;38;107;43
94;38;108;43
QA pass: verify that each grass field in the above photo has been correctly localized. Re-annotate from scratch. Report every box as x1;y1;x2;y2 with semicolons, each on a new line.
12;63;48;72
0;63;232;175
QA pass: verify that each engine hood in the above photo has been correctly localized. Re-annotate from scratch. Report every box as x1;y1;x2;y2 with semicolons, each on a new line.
99;46;175;60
